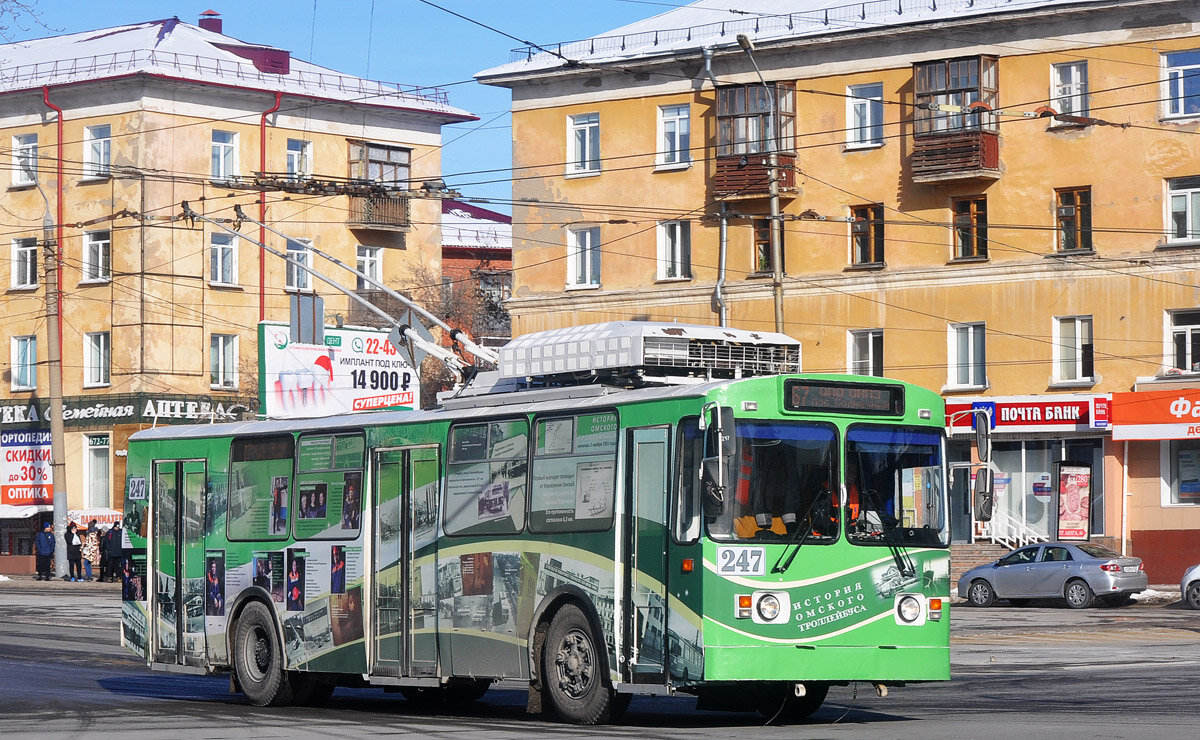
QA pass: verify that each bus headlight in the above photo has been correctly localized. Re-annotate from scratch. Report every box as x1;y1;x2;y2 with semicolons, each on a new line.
895;594;924;625
756;594;780;621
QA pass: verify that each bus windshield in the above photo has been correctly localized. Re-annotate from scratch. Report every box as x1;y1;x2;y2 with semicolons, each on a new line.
845;425;948;548
706;421;838;542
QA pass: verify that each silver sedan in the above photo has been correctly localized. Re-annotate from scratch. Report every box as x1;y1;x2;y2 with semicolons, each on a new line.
1181;563;1200;609
957;542;1147;609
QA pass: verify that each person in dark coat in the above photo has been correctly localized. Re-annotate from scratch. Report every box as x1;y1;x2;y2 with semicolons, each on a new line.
64;522;83;581
34;523;55;581
102;521;123;582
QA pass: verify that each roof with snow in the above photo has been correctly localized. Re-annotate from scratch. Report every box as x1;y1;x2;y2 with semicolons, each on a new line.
477;0;1117;80
1;17;474;121
442;199;512;252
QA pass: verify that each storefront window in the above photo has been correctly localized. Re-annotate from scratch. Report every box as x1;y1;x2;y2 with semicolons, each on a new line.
1168;439;1200;505
990;439;1105;537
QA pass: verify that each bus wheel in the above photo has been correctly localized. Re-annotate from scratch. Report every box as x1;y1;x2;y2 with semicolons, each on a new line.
543;603;612;724
233;601;294;706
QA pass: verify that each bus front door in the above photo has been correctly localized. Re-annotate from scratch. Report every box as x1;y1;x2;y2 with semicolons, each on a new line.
624;427;669;683
150;459;206;667
371;447;439;678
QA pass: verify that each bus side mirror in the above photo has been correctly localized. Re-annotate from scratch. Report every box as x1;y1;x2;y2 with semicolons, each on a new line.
974;409;991;463
973;468;994;522
701;457;726;517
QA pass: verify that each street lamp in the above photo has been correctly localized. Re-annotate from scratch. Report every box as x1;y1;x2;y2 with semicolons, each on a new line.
737;33;785;334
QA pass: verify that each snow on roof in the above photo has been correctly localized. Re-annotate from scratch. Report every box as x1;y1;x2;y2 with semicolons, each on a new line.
478;0;1113;80
2;17;474;120
442;199;512;252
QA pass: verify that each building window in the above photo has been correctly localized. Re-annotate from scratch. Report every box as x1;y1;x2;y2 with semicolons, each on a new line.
914;56;998;135
11;335;36;391
568;113;601;174
851;204;885;265
12;237;37;289
1168;439;1200;505
1052;61;1089;117
84;331;110;387
477;271;512;303
285;239;311;291
567;226;601;286
82;230;111;282
210;333;238;389
657;104;690;166
657;220;691;280
11;133;37;186
349;142;410;185
716;83;796;155
210;233;237;285
1056;187;1092;251
752;218;785;274
1165;50;1200;118
1168;176;1200;243
849;329;884;377
847;83;884;147
211;130;237;180
356;245;381;290
85;434;110;509
83;125;111;177
286;139;311;179
949;322;986;388
952;197;988;259
1170;310;1200;373
1054;316;1094;383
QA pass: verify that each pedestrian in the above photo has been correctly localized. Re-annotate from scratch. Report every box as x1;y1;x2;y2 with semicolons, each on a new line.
103;521;123;582
34;522;55;581
98;525;109;582
82;520;101;581
64;522;83;581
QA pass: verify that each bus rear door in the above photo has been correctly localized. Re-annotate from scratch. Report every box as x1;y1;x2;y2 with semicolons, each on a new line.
624;427;669;683
150;459;206;668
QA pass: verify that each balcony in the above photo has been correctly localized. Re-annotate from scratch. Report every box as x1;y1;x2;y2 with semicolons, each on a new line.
911;131;1000;183
348;194;410;230
713;153;796;197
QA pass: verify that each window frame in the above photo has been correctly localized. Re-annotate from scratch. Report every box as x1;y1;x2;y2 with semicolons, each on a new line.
952;196;988;259
1164;438;1200;506
567;112;601;176
211;130;238;181
1056;187;1093;252
752;218;785;275
850;204;885;265
656;104;691;168
1051;61;1089;118
349;141;411;186
849;329;884;377
81;230;112;283
566;226;601;287
209;232;237;286
83;125;111;178
286;138;312;180
913;56;998;136
210;333;238;390
716;82;796;156
12;237;38;289
285;238;312;292
656;220;692;280
1167;176;1200;244
356;245;382;290
11;133;37;187
1164;49;1200;119
83;331;111;388
84;433;111;509
1053;315;1095;384
1169;309;1200;373
948;322;987;389
11;335;37;391
846;82;884;148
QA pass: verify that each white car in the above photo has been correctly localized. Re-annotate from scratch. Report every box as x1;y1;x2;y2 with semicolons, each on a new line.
1181;563;1200;610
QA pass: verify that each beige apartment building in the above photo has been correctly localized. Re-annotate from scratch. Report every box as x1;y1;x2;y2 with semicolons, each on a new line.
479;0;1200;581
0;13;472;570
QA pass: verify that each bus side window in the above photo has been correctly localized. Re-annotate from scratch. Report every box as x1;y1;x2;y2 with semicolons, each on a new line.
673;418;702;543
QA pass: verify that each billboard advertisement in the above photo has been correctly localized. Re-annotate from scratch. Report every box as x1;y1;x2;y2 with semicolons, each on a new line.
1;428;52;505
258;323;419;419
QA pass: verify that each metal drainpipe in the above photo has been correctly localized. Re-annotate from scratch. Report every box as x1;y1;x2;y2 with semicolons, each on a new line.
1121;440;1129;556
702;48;728;327
259;92;283;321
41;87;68;577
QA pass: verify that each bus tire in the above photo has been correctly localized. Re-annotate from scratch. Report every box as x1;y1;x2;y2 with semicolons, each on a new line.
542;603;612;724
233;601;294;706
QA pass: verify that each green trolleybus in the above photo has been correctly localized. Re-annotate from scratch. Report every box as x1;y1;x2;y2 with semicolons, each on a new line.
120;322;974;724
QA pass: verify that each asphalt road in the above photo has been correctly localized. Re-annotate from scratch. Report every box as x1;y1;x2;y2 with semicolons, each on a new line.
1;579;1197;738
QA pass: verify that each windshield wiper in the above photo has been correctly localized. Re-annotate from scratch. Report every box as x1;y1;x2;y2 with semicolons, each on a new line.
858;487;915;578
771;487;833;574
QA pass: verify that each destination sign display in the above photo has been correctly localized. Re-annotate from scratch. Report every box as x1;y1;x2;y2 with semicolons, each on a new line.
784;380;904;415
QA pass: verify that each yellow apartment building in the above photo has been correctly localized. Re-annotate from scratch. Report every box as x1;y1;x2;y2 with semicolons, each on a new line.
0;13;472;570
479;0;1200;582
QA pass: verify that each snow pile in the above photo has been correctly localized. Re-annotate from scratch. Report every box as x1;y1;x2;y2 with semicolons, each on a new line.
1132;588;1175;604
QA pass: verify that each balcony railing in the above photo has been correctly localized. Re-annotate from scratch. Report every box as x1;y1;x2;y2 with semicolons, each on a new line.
348;195;410;230
713;153;796;197
911;131;1000;183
